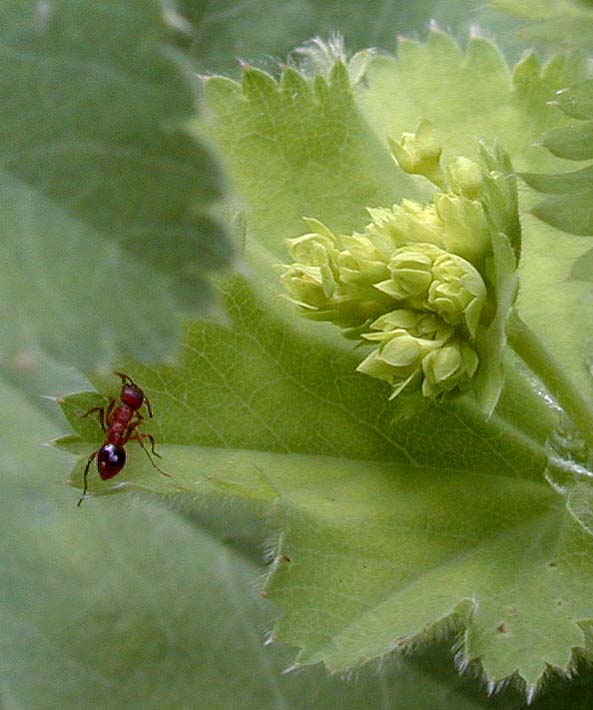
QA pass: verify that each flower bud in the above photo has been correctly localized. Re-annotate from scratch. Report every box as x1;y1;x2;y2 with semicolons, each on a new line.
282;228;340;309
337;234;390;287
427;253;487;337
367;309;454;343
280;263;336;310
421;340;479;397
356;309;454;397
366;201;446;250
388;119;444;187
287;229;339;271
375;243;443;307
446;156;482;199
281;221;393;329
434;193;490;265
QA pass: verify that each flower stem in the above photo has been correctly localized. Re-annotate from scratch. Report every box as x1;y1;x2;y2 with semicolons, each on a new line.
507;309;593;449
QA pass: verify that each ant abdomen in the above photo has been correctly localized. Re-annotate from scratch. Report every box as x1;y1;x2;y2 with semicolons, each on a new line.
98;443;126;480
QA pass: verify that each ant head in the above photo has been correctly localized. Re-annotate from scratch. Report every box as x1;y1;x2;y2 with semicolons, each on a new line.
121;382;144;410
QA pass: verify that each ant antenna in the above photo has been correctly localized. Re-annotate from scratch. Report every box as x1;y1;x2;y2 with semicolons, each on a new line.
114;371;137;387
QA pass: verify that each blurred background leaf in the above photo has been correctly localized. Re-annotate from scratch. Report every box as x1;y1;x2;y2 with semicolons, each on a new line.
0;0;234;369
489;0;593;51
180;0;482;73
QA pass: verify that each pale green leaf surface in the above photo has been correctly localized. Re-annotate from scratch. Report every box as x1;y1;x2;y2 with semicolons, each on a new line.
264;458;586;687
198;61;421;339
201;62;416;262
55;279;592;688
555;80;593;120
3;378;548;710
1;378;511;710
543;122;593;161
0;0;233;366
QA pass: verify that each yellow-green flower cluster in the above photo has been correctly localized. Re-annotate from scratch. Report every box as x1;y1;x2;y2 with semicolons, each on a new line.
357;310;478;398
279;135;515;402
280;218;394;330
280;217;486;398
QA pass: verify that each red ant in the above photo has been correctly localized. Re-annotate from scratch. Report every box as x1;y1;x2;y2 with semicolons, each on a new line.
77;372;169;506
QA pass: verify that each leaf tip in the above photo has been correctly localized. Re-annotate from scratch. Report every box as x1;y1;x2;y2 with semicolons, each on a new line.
241;66;278;100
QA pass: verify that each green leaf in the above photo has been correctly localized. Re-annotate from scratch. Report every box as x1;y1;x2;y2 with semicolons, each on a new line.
0;0;234;366
521;164;593;237
57;278;581;690
200;63;415;261
264;458;585;689
57;30;593;692
520;80;593;237
521;164;593;195
59;278;549;493
0;171;182;368
531;191;593;236
8;378;503;710
543;122;593;161
10;371;568;709
521;165;593;236
567;481;593;538
356;32;586;167
555;80;593;120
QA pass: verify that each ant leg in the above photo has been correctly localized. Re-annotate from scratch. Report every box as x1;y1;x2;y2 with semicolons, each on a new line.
141;432;162;459
79;405;106;431
131;432;171;478
104;397;117;426
77;450;98;507
79;397;116;432
143;393;154;418
125;415;160;458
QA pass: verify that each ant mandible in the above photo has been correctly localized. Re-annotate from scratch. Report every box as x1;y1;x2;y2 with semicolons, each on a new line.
77;372;169;506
